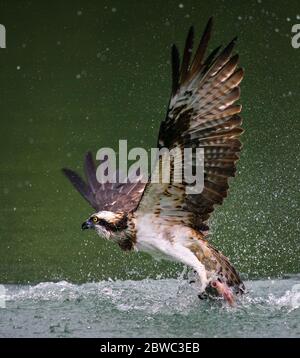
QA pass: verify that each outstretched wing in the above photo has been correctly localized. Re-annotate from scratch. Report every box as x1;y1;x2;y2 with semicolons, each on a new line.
62;152;146;213
136;18;244;232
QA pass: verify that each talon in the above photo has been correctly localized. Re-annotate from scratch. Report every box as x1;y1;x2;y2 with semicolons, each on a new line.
198;292;208;300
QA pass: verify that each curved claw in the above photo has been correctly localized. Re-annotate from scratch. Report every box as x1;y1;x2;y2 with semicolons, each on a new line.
198;292;208;300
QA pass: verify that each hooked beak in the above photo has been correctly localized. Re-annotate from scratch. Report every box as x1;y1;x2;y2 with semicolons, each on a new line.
81;219;94;230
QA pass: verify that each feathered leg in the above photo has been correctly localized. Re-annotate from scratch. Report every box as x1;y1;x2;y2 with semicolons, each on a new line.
187;235;245;304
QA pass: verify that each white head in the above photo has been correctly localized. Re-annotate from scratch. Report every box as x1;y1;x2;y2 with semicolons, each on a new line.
81;210;128;239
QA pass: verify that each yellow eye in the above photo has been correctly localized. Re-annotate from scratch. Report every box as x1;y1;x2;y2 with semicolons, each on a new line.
92;216;98;223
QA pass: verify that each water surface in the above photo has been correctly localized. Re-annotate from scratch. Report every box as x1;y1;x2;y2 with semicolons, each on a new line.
1;275;299;338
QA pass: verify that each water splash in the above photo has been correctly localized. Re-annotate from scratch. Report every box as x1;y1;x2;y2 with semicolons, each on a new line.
1;275;299;337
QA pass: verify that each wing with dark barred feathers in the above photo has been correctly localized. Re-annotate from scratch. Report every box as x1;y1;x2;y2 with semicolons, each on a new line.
136;18;244;231
62;152;146;213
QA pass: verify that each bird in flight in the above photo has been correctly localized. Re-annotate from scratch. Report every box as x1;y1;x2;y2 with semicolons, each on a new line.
63;18;245;305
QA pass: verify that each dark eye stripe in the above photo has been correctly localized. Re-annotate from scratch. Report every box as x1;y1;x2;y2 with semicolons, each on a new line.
98;217;128;232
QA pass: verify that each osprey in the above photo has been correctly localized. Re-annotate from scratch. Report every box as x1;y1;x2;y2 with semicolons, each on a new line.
63;18;245;305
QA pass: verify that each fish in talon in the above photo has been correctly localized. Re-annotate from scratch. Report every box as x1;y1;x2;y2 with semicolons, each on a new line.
210;280;235;306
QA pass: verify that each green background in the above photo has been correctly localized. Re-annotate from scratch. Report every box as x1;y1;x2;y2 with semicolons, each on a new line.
0;0;299;283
